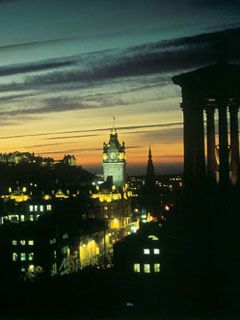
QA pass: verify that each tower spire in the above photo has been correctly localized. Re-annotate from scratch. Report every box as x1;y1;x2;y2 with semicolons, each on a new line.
111;116;116;134
148;145;152;160
142;146;159;217
146;146;155;186
103;118;126;188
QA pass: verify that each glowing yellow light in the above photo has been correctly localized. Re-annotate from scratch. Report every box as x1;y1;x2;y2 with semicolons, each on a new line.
43;194;51;200
55;190;69;199
111;218;120;229
147;213;153;222
28;265;35;272
118;152;125;160
79;238;101;269
1;194;30;202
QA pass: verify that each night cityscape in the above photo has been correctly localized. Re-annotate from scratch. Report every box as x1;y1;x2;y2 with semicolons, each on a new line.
0;1;240;319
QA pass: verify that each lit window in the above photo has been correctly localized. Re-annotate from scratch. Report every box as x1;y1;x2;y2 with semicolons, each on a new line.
20;253;26;261
34;205;38;212
51;263;57;276
154;248;160;254
53;250;57;259
12;240;17;246
28;240;34;246
30;215;34;221
20;215;25;222
133;263;140;273
29;252;34;261
29;265;35;272
21;267;26;273
154;263;160;273
20;240;26;245
29;205;33;212
12;252;18;261
143;249;150;255
63;234;68;239
50;238;56;245
47;204;52;211
40;205;44;212
144;264;150;273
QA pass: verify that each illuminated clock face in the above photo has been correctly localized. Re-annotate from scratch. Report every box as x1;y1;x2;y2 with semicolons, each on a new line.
110;152;116;160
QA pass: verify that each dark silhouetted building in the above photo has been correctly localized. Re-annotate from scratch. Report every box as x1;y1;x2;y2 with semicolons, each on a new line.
113;222;163;274
0;216;70;278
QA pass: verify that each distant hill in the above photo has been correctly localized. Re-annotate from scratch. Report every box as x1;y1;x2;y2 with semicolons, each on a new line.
0;163;94;193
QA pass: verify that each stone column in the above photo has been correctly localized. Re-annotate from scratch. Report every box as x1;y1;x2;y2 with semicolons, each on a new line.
182;103;194;187
229;104;240;185
182;102;205;187
218;104;230;185
193;105;205;179
206;108;216;181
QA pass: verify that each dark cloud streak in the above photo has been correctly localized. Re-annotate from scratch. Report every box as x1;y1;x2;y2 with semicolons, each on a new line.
25;27;240;88
0;122;182;140
1;27;239;121
39;145;141;155
0;59;75;77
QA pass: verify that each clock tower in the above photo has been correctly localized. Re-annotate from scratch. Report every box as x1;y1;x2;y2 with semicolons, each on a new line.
103;126;126;188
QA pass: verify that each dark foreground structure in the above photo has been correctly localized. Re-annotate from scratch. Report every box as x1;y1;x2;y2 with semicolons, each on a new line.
173;61;240;187
166;61;240;315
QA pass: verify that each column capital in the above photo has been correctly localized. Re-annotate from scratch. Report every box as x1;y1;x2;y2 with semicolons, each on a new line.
181;99;204;110
204;98;217;109
205;107;215;114
229;103;239;114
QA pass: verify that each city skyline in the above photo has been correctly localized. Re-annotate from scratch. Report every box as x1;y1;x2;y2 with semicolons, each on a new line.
0;0;240;174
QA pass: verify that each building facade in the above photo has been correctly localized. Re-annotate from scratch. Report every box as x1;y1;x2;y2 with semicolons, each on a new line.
113;222;162;274
0;219;70;278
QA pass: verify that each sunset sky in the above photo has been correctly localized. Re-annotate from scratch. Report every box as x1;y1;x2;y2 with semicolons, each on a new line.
0;0;239;174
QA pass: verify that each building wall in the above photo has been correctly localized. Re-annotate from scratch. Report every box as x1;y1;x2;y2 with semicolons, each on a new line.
78;231;111;269
113;227;162;274
0;224;70;278
103;162;125;187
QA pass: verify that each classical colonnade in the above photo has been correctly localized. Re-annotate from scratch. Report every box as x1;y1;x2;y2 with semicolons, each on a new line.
181;99;239;186
173;63;240;187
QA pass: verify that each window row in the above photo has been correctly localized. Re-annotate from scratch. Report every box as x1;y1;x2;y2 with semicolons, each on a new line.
143;248;160;255
12;252;34;261
29;204;52;212
18;215;40;222
133;263;160;273
12;240;34;246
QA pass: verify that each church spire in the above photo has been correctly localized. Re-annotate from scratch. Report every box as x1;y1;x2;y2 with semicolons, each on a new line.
148;145;152;160
146;146;155;186
142;146;160;217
